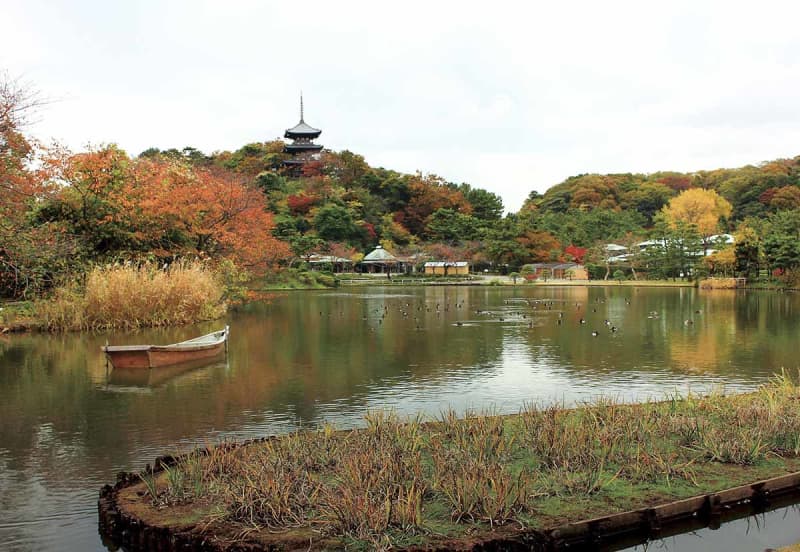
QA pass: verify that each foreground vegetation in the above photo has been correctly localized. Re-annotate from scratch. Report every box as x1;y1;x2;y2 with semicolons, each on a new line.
118;375;800;550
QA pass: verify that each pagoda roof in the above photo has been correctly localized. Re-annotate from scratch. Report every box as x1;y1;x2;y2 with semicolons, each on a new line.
285;120;321;137
284;142;323;152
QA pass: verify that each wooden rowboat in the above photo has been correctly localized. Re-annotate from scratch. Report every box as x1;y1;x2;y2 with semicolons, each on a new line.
102;326;229;369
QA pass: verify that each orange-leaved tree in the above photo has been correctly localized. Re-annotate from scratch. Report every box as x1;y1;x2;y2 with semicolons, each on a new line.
1;74;79;297
402;173;471;236
125;158;291;272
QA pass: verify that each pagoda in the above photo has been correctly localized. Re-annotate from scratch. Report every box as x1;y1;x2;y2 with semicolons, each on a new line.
283;94;323;173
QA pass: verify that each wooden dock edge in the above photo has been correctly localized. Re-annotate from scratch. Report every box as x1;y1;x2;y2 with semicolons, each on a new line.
542;471;800;550
99;447;800;551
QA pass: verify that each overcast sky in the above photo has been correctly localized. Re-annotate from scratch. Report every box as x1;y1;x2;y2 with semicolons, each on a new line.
4;0;800;212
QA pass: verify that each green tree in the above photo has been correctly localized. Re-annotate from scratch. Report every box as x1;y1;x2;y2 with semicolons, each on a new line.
460;185;504;221
425;208;480;242
483;217;527;269
763;210;800;272
255;171;287;194
287;234;324;266
620;182;674;224
313;203;360;243
645;214;703;280
734;225;761;278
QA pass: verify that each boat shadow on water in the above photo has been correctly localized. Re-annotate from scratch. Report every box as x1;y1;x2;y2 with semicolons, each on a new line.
106;357;229;389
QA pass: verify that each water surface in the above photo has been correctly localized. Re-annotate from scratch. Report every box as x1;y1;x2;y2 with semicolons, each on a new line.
1;286;799;550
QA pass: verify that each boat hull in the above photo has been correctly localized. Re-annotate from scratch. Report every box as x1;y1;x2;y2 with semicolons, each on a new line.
102;327;228;370
104;343;225;369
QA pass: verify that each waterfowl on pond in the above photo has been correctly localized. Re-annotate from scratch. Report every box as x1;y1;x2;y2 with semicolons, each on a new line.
591;330;599;337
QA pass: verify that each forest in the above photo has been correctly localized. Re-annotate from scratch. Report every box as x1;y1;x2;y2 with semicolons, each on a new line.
3;75;800;301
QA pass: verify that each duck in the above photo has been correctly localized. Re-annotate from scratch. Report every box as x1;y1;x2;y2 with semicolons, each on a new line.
580;318;586;324
591;330;599;337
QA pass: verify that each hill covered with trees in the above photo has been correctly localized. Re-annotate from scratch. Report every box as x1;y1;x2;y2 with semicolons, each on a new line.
3;74;800;300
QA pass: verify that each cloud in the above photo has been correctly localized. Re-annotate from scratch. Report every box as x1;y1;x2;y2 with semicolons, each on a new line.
4;0;800;213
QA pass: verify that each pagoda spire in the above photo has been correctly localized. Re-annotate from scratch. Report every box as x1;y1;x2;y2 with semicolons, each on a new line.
300;92;304;122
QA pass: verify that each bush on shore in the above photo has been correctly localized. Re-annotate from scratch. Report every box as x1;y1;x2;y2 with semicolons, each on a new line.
35;262;226;331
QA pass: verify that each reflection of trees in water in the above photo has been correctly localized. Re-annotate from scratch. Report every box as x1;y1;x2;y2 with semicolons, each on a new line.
235;287;508;418
3;288;800;520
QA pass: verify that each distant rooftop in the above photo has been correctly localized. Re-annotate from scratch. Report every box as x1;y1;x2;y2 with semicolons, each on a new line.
285;120;322;138
362;245;398;263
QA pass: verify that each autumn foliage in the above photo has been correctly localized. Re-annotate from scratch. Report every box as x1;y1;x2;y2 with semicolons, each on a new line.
42;148;291;274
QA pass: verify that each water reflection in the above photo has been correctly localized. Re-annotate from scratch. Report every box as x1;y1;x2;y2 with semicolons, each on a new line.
618;496;800;552
1;286;799;550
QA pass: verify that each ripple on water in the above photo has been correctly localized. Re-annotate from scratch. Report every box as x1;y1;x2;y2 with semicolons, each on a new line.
2;287;799;550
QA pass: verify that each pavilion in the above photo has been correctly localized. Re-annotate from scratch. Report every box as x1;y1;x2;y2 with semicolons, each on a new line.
360;246;403;273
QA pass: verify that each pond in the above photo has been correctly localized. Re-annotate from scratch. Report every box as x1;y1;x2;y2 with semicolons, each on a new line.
1;285;800;550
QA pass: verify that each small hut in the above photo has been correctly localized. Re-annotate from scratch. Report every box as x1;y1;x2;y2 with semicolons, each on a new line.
523;262;588;280
360;246;400;273
423;261;470;276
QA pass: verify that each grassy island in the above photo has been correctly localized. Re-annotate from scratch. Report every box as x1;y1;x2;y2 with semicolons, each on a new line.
101;375;800;551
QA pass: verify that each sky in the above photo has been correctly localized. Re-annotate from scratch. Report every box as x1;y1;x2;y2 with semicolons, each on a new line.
3;0;800;212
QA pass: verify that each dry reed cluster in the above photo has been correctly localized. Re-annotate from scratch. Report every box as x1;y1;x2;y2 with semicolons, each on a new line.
36;261;226;331
143;375;800;549
699;277;739;289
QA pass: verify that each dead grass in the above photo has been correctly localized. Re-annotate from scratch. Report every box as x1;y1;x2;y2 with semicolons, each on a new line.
699;277;739;289
35;261;226;331
132;373;800;549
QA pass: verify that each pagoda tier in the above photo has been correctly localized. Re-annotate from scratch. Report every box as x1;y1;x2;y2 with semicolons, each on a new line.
283;95;323;154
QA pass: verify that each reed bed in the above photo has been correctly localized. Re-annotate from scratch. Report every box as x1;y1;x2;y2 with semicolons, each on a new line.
139;374;800;549
36;261;226;331
699;277;739;289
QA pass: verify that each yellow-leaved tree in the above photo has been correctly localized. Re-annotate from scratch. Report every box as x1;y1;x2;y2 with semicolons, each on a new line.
661;188;732;254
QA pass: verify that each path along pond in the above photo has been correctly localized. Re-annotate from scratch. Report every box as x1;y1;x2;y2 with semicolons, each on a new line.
2;285;800;551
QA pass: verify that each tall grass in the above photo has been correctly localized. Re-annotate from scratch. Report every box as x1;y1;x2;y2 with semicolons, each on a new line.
36;261;226;331
141;374;800;549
